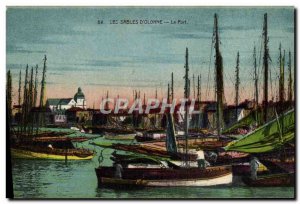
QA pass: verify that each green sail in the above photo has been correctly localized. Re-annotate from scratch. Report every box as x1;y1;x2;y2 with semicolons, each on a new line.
224;109;294;153
222;110;263;134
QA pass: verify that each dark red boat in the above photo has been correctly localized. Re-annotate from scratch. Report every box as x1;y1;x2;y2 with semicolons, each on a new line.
95;165;233;187
242;173;294;187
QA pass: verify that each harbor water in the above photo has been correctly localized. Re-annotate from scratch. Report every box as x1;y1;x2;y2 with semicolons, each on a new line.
11;134;295;199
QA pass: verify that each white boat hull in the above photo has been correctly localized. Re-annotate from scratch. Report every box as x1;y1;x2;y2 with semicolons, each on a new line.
145;172;232;187
100;172;232;187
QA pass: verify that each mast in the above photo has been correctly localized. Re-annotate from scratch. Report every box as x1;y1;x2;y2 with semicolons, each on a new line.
132;90;134;101
184;47;189;167
188;79;191;99
166;74;177;154
171;72;174;101
263;13;269;122
29;67;34;134
39;55;47;108
193;74;195;99
18;70;22;134
7;70;12;126
22;65;29;133
105;90;109;110
214;13;224;136
33;65;38;107
279;44;285;105
197;74;202;128
253;46;259;124
197;75;201;102
282;49;285;102
235;52;240;121
288;50;293;105
29;67;34;110
167;83;170;103
18;70;22;108
154;88;158;128
135;90;138;100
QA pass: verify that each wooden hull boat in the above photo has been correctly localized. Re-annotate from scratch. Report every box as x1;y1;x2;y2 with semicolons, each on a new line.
178;140;230;150
135;132;166;142
242;173;294;187
259;159;295;174
257;148;295;173
11;136;94;160
32;136;90;143
91;142;198;161
13;131;72;138
96;166;233;187
232;164;251;175
11;148;94;160
83;126;135;134
104;134;136;141
135;135;157;142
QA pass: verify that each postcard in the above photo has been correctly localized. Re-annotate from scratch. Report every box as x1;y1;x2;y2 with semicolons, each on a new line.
6;6;295;199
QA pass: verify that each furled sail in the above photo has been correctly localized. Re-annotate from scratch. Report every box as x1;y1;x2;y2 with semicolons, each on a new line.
222;110;263;134
165;113;177;154
224;109;294;153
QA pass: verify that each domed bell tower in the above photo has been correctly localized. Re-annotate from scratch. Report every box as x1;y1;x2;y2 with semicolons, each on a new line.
74;87;86;109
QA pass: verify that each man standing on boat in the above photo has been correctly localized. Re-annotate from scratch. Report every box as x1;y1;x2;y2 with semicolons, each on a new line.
113;162;123;179
250;156;260;180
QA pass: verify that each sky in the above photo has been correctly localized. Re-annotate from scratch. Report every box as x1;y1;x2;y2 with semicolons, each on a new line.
6;7;295;108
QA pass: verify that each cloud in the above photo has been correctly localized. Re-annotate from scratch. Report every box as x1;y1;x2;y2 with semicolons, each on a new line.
6;63;24;70
46;81;61;85
166;33;212;40
47;72;64;76
6;45;46;54
85;82;160;88
76;60;125;67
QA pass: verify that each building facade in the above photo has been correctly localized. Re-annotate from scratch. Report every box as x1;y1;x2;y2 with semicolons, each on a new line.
46;87;87;111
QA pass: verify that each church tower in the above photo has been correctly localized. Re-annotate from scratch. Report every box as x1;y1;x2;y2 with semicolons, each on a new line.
74;87;86;109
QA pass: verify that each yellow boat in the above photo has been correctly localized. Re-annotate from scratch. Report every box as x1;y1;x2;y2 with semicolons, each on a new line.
11;148;94;160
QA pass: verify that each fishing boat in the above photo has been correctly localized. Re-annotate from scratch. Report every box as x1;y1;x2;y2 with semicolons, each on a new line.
83;125;135;134
96;151;232;187
104;133;136;141
255;146;295;174
242;173;294;187
96;165;232;188
11;136;94;160
135;131;166;142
